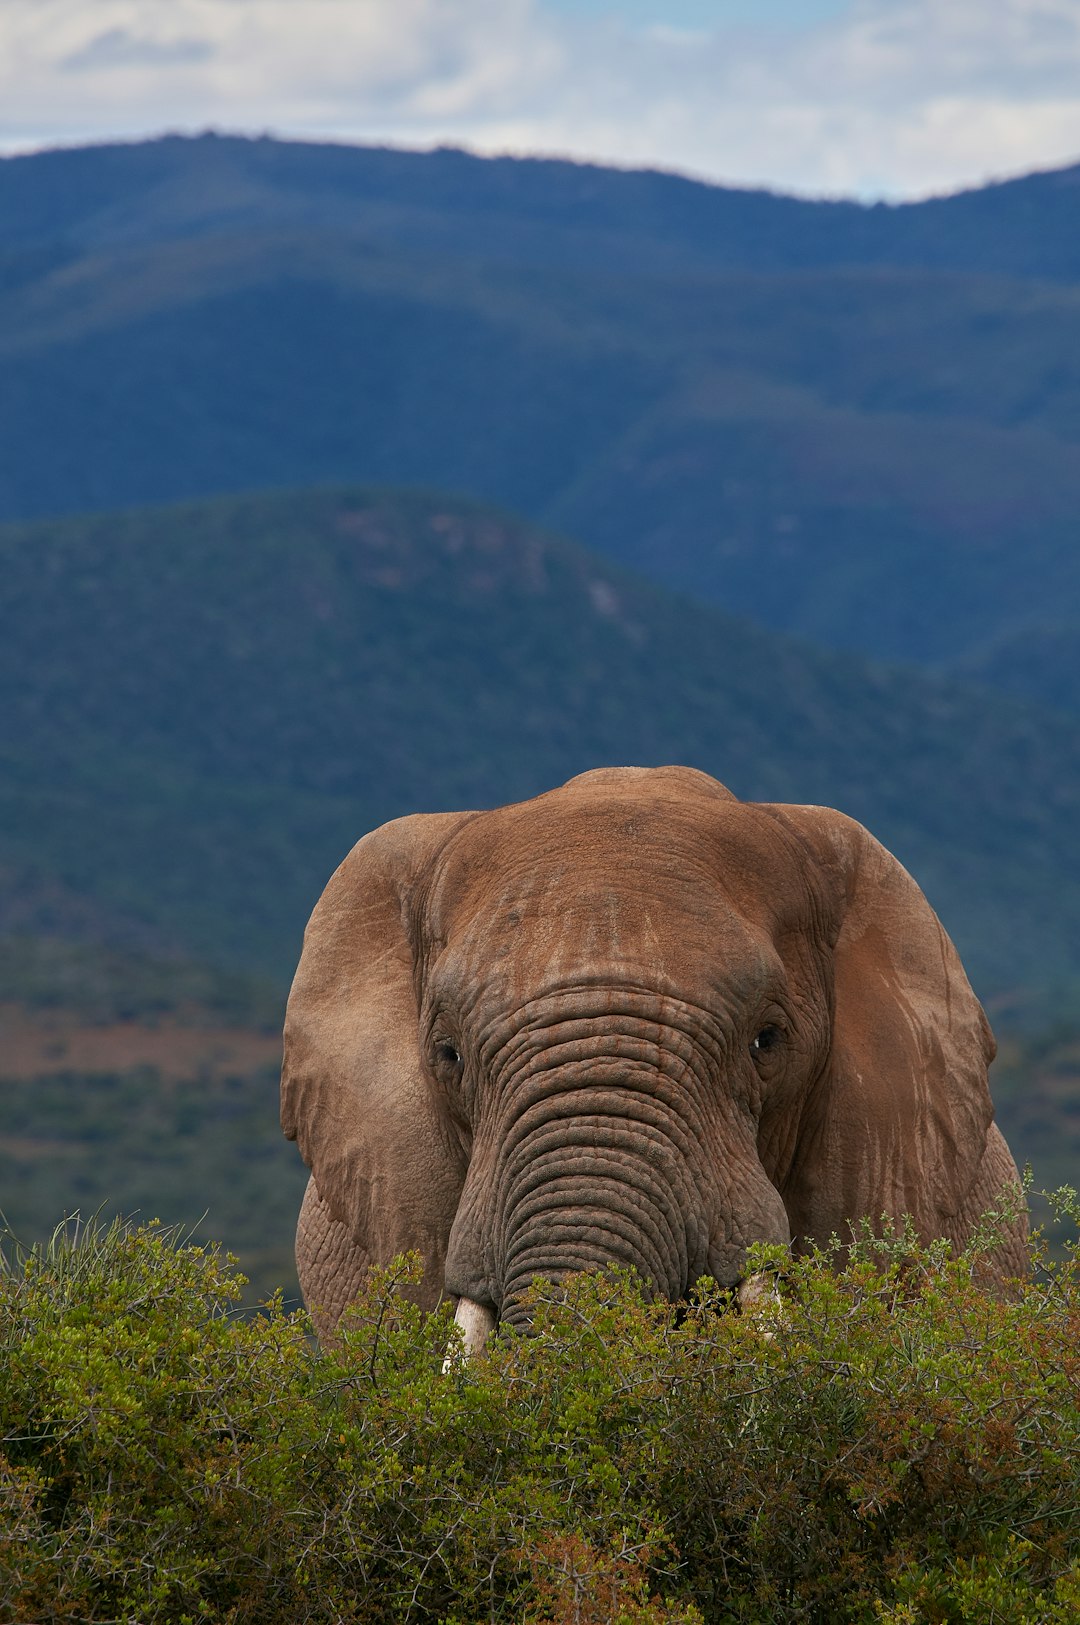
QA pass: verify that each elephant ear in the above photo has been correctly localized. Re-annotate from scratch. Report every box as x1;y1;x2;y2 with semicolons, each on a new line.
768;805;1008;1250
281;810;476;1317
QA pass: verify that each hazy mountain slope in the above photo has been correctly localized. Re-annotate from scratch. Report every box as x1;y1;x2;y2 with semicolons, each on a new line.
956;624;1080;718
2;485;1078;995
2;136;1079;704
0;230;662;521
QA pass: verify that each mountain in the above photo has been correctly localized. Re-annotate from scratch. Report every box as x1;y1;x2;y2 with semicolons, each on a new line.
2;484;1078;998
3;133;1080;282
1;134;1079;707
957;624;1080;718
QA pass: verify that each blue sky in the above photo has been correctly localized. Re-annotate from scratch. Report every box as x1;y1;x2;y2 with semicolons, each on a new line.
1;1;1078;199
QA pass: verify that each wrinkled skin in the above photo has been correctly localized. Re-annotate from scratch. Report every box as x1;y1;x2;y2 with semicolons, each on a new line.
281;767;1026;1339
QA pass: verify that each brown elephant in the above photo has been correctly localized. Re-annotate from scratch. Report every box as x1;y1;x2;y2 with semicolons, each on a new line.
281;766;1026;1343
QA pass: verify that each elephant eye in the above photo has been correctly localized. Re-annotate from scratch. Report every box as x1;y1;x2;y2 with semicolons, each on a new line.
435;1043;462;1069
750;1026;782;1059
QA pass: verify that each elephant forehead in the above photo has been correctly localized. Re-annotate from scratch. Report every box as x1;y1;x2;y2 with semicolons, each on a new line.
426;793;805;927
420;798;791;999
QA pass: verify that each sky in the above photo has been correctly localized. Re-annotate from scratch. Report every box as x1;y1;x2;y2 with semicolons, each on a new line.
1;0;1079;199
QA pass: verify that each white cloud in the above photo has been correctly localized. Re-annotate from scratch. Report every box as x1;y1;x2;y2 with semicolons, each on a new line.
63;27;214;70
0;0;1078;198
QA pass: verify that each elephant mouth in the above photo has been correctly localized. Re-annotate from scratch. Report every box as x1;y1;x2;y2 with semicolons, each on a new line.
444;1271;783;1366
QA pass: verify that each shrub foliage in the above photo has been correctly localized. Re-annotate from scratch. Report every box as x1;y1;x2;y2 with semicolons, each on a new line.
2;1206;1078;1623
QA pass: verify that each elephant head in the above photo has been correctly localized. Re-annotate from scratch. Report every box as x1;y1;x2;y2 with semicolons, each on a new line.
281;766;1026;1340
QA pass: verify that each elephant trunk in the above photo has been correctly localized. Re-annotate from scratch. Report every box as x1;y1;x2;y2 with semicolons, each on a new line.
445;1014;791;1335
452;1043;721;1329
498;1152;705;1328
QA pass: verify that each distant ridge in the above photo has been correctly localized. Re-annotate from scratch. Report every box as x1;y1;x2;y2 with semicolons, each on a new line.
3;132;1080;280
1;134;1078;714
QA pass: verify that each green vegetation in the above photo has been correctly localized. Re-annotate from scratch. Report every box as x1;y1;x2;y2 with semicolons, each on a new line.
0;1064;304;1311
2;1209;1078;1623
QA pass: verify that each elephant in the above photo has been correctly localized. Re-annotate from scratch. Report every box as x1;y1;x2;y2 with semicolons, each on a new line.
281;765;1026;1345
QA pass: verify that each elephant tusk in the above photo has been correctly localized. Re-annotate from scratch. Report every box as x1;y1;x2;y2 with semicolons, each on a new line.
737;1271;779;1311
737;1271;786;1338
442;1296;497;1371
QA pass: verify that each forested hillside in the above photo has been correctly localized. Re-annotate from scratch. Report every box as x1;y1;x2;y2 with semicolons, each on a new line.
3;485;1078;993
1;134;1078;706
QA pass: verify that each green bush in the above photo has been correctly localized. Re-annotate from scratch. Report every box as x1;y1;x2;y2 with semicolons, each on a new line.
1;1206;1078;1624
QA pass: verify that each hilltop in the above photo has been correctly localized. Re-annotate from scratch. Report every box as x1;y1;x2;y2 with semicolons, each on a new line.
2;484;1078;994
3;132;1079;281
0;135;1078;707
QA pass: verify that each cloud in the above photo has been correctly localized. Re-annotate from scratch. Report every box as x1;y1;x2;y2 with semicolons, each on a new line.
0;0;1078;198
0;0;551;146
64;27;214;71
